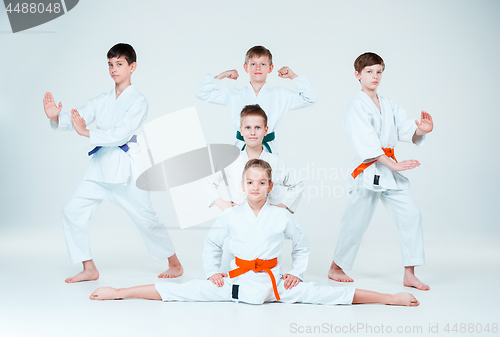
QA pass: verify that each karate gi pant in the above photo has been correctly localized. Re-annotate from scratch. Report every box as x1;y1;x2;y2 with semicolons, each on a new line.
334;187;425;270
62;176;175;264
154;279;355;305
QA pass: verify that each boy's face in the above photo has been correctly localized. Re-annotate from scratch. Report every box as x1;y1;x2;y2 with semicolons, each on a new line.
239;115;268;149
244;56;273;83
108;56;136;85
355;64;384;91
242;167;273;202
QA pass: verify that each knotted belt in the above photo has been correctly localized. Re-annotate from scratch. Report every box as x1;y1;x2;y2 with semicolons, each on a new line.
236;131;275;154
351;147;397;179
228;257;280;301
88;135;137;156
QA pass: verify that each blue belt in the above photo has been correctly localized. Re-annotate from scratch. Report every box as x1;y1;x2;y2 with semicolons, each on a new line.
236;131;275;154
88;135;137;156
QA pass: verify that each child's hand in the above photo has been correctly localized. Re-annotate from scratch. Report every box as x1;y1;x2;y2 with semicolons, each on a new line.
209;273;228;287
215;70;239;80
215;198;239;211
43;92;62;121
271;203;290;212
391;160;420;171
377;155;420;172
282;274;301;290
415;111;433;135
71;109;90;137
277;66;298;79
271;203;293;214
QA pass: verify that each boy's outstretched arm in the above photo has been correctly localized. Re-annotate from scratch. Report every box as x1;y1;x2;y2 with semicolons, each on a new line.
413;111;433;142
215;69;239;80
277;66;298;79
43;92;62;123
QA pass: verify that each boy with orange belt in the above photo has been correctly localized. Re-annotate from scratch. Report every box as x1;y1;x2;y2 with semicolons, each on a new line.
328;52;434;291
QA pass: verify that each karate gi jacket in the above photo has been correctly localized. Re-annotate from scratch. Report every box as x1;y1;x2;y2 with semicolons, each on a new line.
203;202;310;304
343;91;426;192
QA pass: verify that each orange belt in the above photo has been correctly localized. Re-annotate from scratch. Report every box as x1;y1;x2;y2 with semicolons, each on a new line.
228;257;280;301
351;148;397;179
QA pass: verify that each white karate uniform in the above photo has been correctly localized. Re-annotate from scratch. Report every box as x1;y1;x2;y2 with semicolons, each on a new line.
334;91;426;269
155;202;355;305
203;150;304;213
52;84;175;264
196;74;317;153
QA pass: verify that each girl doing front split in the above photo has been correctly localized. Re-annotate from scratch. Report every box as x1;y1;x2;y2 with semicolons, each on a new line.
90;160;419;307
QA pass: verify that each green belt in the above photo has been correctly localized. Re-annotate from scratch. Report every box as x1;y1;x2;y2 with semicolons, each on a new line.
236;131;275;154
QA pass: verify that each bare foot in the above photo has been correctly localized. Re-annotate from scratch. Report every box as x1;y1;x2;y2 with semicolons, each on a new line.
65;260;99;283
158;254;184;278
389;292;420;306
158;265;183;279
89;287;120;301
404;266;430;291
328;261;353;282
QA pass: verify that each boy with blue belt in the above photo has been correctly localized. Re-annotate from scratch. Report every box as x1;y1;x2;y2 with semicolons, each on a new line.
196;45;317;153
43;43;183;283
328;52;433;291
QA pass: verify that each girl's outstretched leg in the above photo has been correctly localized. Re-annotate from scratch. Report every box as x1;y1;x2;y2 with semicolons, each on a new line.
89;285;161;301
352;289;419;306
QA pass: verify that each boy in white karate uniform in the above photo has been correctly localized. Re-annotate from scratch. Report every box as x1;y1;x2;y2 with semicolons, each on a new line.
196;45;317;153
203;104;303;213
328;52;434;291
90;159;419;307
43;43;183;283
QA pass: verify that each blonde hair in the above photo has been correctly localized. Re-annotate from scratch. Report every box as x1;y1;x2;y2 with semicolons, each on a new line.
242;159;272;184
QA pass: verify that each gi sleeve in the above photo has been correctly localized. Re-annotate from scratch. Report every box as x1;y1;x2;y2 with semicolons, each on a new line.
195;74;231;106
343;100;384;162
202;170;225;207
282;75;317;113
203;214;230;279
393;102;426;146
50;96;98;132
284;214;310;280
89;96;148;147
273;159;304;213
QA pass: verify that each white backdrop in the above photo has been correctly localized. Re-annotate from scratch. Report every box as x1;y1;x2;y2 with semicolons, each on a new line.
0;1;499;336
1;0;498;236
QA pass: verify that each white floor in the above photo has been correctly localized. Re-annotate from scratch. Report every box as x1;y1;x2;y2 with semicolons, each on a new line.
1;223;499;337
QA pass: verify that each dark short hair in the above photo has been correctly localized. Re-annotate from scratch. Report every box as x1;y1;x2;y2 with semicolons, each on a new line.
107;43;136;65
240;104;268;126
242;159;272;184
354;52;385;73
245;46;273;65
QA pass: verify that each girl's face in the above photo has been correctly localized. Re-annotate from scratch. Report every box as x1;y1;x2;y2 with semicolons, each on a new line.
242;167;273;203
